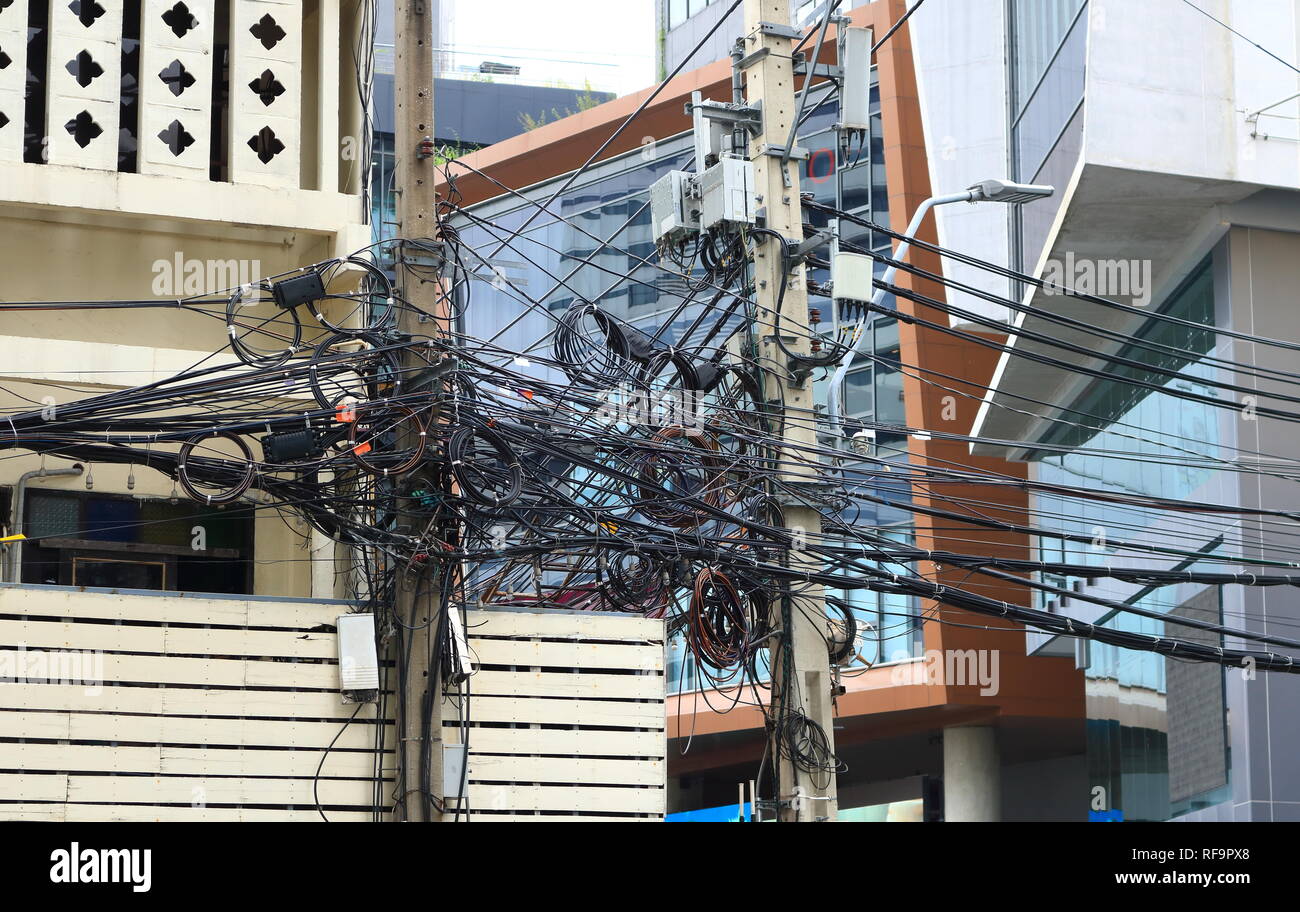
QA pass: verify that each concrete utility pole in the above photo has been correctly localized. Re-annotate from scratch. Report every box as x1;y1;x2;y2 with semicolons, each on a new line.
742;0;839;821
393;0;442;822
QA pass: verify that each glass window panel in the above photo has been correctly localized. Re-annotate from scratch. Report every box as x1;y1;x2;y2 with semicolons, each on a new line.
84;498;139;543
845;367;874;417
1012;0;1087;114
669;0;688;29
875;361;906;427
138;500;191;547
72;557;165;590
26;493;80;541
1013;8;1087;180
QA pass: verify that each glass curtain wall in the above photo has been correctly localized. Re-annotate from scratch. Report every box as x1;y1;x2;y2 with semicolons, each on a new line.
1026;254;1233;820
1008;0;1087;276
452;78;919;695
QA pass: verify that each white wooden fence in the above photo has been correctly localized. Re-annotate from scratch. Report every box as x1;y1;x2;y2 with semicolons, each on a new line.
0;586;389;821
0;587;666;821
445;608;666;821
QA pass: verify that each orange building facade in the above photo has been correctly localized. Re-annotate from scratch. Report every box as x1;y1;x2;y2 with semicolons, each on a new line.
441;0;1086;821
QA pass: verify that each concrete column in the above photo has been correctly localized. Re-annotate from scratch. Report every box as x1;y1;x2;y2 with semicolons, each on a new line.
943;725;1001;821
310;528;337;600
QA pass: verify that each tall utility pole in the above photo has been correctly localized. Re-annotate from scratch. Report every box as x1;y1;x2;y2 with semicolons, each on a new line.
742;0;839;821
393;0;442;822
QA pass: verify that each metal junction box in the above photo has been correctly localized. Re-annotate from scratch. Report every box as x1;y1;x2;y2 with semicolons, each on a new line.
337;612;380;699
650;169;700;244
832;250;877;305
698;157;757;232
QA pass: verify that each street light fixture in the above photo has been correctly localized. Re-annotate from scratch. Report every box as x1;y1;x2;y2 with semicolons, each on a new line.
826;177;1055;440
967;178;1055;205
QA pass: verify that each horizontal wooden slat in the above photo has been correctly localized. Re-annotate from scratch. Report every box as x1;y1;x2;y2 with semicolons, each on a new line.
465;639;661;671
0;742;162;774
0;803;381;822
64;774;388;807
2;774;387;810
164;625;337;659
0;618;337;659
0;650;338;689
467;669;662;700
444;726;664;757
0;742;388;779
0;587;349;630
0;683;167;715
0;682;376;720
467;754;662;786
456;695;663;729
0;709;390;750
0;774;69;802
466;609;664;643
0;618;163;652
0;803;65;821
466;784;663;815
160;686;371;718
160;746;391;778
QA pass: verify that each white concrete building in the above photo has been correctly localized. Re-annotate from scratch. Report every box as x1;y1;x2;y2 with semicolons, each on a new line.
0;0;372;598
910;0;1300;821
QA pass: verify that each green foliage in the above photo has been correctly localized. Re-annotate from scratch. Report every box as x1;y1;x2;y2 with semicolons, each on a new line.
519;81;603;132
434;141;473;165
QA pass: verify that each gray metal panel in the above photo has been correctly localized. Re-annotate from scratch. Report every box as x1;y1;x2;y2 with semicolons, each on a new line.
372;73;614;147
1165;589;1227;804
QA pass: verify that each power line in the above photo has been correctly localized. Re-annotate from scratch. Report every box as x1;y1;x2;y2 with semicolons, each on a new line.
1179;0;1300;76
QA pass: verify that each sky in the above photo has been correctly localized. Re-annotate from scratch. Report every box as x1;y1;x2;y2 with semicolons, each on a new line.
441;0;658;98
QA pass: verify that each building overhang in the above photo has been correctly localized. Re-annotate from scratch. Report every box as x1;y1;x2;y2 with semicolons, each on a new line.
970;162;1288;460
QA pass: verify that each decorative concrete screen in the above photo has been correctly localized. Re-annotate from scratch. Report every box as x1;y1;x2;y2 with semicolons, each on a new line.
46;0;125;169
139;0;218;179
228;0;301;187
0;0;30;162
1;0;306;185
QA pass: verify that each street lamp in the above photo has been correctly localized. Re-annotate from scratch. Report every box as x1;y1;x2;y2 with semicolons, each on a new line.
966;178;1055;205
825;178;1055;440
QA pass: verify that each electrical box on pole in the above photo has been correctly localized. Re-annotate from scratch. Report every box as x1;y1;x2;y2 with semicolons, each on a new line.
839;26;874;131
